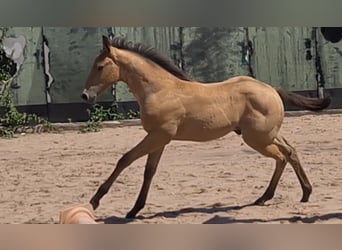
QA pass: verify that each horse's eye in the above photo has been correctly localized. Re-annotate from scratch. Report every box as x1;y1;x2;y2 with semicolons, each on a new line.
97;65;104;71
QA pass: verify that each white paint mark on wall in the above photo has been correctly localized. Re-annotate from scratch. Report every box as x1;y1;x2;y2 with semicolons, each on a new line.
43;40;53;103
2;35;26;80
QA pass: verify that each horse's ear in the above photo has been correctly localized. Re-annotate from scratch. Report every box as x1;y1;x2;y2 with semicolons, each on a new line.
102;35;111;52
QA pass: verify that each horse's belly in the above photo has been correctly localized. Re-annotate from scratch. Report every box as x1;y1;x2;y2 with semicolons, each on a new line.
173;120;233;141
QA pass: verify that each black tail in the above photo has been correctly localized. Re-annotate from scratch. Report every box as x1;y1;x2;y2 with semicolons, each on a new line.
275;88;331;111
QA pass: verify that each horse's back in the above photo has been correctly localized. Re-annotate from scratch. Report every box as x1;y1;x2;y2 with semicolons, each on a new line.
220;76;283;110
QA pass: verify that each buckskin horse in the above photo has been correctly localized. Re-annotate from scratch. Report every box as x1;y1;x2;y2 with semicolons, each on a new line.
81;35;331;218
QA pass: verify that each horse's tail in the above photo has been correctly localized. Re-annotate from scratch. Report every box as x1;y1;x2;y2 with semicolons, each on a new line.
275;87;331;111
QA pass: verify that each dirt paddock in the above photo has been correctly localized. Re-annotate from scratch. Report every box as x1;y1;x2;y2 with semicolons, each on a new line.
1;113;342;224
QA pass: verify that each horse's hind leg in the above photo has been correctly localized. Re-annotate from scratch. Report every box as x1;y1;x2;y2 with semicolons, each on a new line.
244;141;288;205
274;136;312;202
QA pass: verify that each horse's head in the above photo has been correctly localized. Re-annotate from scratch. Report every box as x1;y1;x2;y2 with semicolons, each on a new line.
81;36;120;104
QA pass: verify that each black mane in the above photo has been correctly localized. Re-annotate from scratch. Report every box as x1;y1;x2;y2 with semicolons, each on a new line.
110;37;191;81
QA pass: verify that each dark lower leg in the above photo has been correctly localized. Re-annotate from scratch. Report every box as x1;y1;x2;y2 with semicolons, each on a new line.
280;137;312;202
89;132;171;210
287;151;312;202
90;154;133;209
242;138;288;206
254;159;287;205
126;147;164;218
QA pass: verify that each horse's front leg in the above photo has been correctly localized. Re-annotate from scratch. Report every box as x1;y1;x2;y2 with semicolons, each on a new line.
89;131;171;211
126;146;165;218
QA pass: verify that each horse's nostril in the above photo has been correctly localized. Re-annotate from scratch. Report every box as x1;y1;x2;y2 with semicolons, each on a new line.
81;93;89;101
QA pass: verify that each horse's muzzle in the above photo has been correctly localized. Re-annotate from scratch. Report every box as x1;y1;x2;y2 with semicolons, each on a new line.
81;92;89;101
81;90;97;104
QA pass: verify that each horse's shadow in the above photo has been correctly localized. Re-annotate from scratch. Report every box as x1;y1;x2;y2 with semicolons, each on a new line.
97;203;253;224
97;203;342;224
202;212;342;224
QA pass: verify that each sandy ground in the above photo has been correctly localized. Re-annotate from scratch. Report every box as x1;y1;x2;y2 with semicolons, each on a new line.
0;113;342;224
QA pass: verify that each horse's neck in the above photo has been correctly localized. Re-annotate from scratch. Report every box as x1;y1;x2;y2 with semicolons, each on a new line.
117;50;177;105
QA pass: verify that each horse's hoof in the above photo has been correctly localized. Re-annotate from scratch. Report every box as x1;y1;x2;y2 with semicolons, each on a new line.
300;191;311;202
254;198;266;206
90;198;99;210
300;197;309;203
126;211;137;219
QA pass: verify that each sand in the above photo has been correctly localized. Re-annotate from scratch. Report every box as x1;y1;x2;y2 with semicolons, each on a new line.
0;113;341;224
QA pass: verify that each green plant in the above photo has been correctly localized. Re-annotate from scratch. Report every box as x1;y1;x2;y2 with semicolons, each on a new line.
0;56;15;82
126;109;140;119
81;104;115;133
0;91;53;138
81;103;140;133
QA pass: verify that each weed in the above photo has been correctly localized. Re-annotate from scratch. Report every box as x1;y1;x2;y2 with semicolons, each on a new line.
0;91;53;138
81;104;140;133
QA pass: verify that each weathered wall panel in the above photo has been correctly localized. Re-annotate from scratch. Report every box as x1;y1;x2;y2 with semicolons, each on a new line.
42;27;111;104
318;31;342;89
2;27;46;105
248;27;317;91
111;27;180;57
110;27;180;102
182;27;249;83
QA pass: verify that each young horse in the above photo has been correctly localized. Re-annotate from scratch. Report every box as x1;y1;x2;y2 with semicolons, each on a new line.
82;36;331;218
